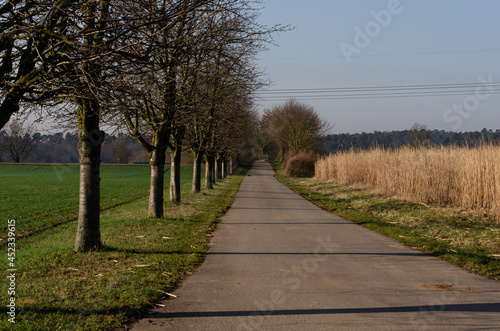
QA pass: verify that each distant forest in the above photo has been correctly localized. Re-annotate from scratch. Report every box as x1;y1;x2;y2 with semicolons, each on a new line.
0;132;150;164
321;128;500;155
1;128;500;163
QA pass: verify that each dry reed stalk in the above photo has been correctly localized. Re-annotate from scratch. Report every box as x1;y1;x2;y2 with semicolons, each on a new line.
315;145;500;218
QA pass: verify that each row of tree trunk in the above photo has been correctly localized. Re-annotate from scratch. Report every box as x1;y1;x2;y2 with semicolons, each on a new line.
1;0;278;253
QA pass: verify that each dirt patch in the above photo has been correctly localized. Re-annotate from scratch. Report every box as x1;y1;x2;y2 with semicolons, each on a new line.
420;283;474;291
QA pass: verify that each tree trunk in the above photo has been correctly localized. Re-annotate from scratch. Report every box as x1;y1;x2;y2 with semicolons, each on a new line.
222;158;227;178
75;99;103;252
205;154;214;189
192;151;203;193
212;157;217;186
169;144;182;204
11;152;20;163
0;36;39;131
215;155;221;182
149;150;166;218
0;97;20;131
229;155;233;176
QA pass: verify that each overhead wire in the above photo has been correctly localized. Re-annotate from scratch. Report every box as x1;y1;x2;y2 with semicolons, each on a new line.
256;82;500;101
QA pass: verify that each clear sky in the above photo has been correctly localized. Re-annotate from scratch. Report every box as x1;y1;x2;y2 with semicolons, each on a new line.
255;0;500;134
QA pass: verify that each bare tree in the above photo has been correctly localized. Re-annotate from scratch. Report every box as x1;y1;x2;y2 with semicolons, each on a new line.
262;99;331;162
121;0;285;206
52;1;216;248
2;0;118;251
110;139;131;164
182;0;282;191
5;119;35;162
120;0;216;216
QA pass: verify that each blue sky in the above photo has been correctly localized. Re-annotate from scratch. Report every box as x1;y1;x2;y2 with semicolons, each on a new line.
256;0;500;134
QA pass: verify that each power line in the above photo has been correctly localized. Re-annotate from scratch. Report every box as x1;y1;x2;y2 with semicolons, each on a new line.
256;82;500;101
258;82;500;93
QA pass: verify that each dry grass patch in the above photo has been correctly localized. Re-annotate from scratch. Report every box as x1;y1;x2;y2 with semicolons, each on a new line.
315;145;500;219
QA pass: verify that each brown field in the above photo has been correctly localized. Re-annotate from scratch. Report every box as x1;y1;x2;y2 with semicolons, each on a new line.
315;145;500;219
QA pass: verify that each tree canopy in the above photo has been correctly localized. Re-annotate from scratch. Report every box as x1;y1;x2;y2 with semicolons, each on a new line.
261;99;331;161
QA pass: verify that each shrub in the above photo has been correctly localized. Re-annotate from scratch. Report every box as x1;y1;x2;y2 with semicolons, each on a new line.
284;151;318;178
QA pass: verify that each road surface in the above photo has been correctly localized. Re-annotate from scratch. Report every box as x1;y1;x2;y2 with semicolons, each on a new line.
131;161;500;330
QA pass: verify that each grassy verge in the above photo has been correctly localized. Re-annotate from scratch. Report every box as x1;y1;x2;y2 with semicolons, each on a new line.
272;163;500;281
0;166;246;330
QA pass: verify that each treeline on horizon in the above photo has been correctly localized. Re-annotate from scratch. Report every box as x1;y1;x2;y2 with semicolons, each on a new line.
0;132;149;164
321;128;500;154
2;127;500;164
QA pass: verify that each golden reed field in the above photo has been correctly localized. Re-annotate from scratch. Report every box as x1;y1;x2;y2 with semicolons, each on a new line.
315;145;500;219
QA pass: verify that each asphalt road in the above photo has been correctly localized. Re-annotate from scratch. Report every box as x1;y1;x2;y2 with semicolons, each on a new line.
131;161;500;331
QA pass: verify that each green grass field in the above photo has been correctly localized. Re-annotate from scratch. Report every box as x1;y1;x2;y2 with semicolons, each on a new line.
0;164;198;239
0;163;244;330
1;164;154;238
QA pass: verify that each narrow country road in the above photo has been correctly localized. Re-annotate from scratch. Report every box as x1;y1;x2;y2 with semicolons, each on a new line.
131;161;500;331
